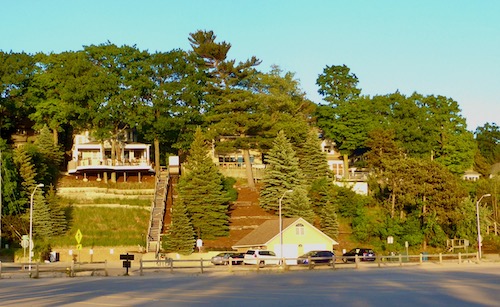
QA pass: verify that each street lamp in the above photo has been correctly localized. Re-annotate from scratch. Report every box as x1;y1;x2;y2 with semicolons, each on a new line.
279;189;293;266
476;193;491;259
29;183;44;271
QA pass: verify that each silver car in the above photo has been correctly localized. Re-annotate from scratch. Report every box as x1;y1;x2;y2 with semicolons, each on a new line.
211;252;244;265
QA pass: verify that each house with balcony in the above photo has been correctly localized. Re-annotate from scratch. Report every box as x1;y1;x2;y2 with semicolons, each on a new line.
67;130;154;182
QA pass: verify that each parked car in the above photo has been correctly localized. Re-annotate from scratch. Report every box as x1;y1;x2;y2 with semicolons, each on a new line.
342;248;376;262
244;250;280;267
297;250;335;266
211;252;244;265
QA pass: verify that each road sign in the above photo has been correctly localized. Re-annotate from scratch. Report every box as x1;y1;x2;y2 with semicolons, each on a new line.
120;254;135;260
75;229;82;244
21;235;29;248
76;244;82;250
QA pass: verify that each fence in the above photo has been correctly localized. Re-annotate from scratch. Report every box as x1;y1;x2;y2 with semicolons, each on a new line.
0;252;481;278
137;252;480;275
0;261;108;278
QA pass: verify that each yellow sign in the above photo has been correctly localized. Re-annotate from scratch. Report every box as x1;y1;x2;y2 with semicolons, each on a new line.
76;244;82;250
75;229;82;244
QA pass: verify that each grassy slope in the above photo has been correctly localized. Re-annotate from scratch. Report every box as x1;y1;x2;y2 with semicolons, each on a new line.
52;207;150;247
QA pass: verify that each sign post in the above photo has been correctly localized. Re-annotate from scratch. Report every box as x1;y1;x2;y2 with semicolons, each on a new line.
75;229;83;262
120;253;135;276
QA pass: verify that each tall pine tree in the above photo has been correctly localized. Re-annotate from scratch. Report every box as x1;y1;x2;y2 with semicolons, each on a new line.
177;127;231;239
260;131;314;221
162;199;195;255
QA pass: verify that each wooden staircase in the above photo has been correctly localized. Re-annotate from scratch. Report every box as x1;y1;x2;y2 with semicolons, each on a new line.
146;170;169;253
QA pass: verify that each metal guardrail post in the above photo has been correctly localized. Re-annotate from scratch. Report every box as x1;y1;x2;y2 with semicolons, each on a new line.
308;256;313;270
399;254;402;266
458;252;462;264
439;253;442;264
200;259;204;274
140;259;143;276
355;255;359;269
377;255;381;268
169;258;173;273
228;258;233;273
419;253;423;264
0;261;2;278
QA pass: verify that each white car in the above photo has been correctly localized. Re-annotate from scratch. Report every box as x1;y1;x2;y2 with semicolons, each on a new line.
244;250;280;267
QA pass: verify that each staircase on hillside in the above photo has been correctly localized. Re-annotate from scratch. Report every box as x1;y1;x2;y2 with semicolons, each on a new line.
146;170;169;253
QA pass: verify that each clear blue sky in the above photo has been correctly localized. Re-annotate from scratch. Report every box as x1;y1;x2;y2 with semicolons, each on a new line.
2;0;498;130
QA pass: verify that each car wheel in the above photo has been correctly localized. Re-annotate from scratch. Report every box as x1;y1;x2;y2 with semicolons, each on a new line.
259;261;265;268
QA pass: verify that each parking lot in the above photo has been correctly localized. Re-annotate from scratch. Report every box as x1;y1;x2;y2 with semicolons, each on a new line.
0;262;499;306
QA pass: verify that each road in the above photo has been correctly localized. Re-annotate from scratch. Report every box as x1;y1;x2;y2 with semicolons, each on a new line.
0;264;499;306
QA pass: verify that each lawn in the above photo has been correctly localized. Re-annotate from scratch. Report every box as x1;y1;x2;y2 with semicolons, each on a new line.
50;206;150;247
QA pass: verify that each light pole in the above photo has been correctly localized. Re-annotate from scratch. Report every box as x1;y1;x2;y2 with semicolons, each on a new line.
279;189;293;266
29;183;44;271
476;193;491;259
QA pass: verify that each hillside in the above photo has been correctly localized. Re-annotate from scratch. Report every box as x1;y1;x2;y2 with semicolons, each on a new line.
203;184;275;250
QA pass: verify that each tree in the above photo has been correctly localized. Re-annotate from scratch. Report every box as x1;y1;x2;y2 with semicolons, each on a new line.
260;131;304;212
285;187;315;224
44;187;68;237
0;140;23;215
162;199;195;255
475;122;500;165
0;51;36;140
140;49;206;173
316;64;361;107
34;126;63;186
319;204;340;240
83;43;151;182
177;127;230;239
376;157;467;249
296;129;329;181
316;65;371;176
13;145;37;211
189;30;262;189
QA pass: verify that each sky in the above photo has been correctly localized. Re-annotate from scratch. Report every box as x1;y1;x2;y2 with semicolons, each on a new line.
1;0;499;130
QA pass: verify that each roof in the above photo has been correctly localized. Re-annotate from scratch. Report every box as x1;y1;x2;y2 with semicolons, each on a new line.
232;217;338;248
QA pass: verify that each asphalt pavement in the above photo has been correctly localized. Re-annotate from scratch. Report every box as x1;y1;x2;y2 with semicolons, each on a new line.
0;262;499;306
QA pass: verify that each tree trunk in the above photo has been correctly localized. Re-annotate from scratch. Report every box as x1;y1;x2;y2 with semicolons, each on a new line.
243;149;255;189
110;139;116;183
343;154;349;178
390;192;395;219
422;195;427;251
52;128;59;145
154;137;160;175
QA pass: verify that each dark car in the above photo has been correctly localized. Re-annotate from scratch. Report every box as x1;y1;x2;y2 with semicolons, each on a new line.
297;250;335;266
211;252;244;265
342;248;376;262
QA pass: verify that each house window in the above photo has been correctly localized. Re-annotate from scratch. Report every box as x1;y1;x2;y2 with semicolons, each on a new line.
295;223;305;236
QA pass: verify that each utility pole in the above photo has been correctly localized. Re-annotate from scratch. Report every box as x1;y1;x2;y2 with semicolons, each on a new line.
0;149;3;250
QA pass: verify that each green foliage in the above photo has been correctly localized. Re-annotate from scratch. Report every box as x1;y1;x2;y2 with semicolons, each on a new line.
260;131;305;212
475;122;500;165
297;129;329;181
162;200;195;255
0;141;23;215
319;204;339;239
284;187;315;224
34;125;63;185
222;177;238;202
177;127;231;239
